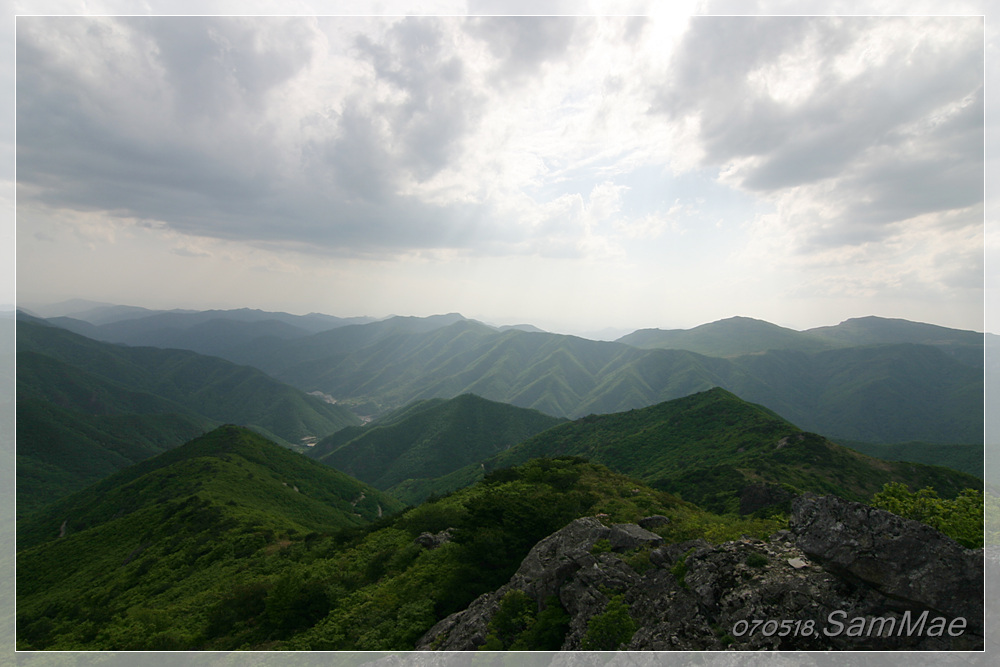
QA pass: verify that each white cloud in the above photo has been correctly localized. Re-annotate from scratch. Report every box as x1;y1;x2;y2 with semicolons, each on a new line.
13;12;986;331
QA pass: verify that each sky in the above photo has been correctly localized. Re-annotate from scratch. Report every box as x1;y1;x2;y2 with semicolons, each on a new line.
8;3;994;337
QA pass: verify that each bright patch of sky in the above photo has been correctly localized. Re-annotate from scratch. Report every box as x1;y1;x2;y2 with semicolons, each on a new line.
9;5;990;336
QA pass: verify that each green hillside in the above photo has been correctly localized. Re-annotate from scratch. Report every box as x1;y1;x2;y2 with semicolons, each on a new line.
17;320;361;444
18;425;403;551
487;388;982;514
837;440;983;479
16;398;215;517
16;319;364;511
16;347;223;514
263;320;980;445
308;394;566;499
726;343;983;443
17;444;778;650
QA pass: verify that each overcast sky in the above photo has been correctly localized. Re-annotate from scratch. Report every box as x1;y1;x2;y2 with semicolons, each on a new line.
11;4;991;336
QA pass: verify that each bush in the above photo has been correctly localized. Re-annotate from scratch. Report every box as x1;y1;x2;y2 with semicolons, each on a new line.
481;591;571;651
871;483;983;548
580;594;637;650
482;590;536;650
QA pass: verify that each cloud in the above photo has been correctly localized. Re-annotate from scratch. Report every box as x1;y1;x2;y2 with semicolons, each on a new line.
463;16;582;84
350;18;485;182
15;14;984;280
14;15;637;262
652;15;983;256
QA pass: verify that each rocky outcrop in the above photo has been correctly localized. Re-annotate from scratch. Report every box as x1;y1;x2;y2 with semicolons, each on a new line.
417;496;983;651
417;517;612;650
414;529;453;550
790;492;983;635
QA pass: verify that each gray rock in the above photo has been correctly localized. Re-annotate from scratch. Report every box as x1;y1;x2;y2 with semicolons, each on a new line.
608;523;664;552
790;493;982;634
417;495;984;651
416;517;610;650
770;529;793;542
637;515;670;529
414;529;452;550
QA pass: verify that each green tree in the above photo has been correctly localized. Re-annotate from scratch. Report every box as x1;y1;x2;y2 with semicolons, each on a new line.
871;482;983;548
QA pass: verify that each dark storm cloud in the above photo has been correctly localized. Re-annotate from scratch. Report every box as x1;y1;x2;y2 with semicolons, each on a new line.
653;16;984;246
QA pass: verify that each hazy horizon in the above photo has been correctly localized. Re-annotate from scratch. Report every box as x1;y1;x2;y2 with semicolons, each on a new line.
13;295;989;341
14;13;987;337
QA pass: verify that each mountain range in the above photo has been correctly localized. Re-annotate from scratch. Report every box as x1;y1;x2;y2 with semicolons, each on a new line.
16;402;982;650
617;315;984;366
307;393;566;501
10;301;988;653
16;307;983;493
340;388;979;515
16;317;361;514
248;315;983;445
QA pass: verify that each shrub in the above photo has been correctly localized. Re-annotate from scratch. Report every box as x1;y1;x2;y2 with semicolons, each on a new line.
480;591;571;651
580;594;637;650
871;483;983;548
590;539;612;555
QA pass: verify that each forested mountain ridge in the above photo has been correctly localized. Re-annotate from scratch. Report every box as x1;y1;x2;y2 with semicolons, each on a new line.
616;315;983;366
16;434;778;651
308;393;566;498
17;319;360;444
17;425;403;551
16;319;362;513
22;306;984;455
17;425;984;651
616;316;833;356
17;427;412;649
267;319;982;445
416;389;981;515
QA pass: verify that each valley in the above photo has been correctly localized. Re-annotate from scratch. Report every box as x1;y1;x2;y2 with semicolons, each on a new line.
12;304;988;652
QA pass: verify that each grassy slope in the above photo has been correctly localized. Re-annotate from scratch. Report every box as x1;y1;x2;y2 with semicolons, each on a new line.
309;394;566;494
